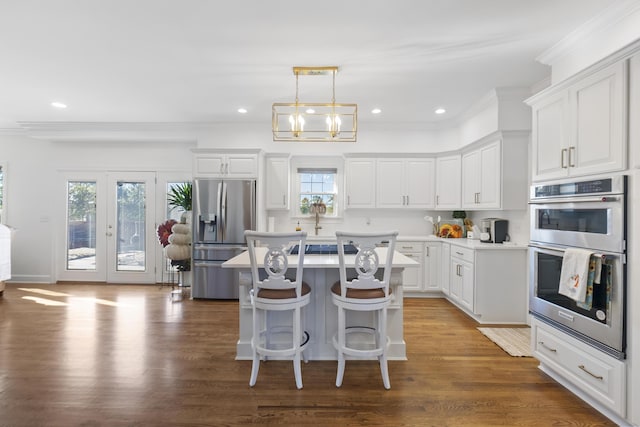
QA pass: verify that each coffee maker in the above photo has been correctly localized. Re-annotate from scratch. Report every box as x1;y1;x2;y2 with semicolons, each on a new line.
480;218;508;243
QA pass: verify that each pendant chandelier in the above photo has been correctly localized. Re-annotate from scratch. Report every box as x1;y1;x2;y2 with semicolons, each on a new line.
272;66;357;142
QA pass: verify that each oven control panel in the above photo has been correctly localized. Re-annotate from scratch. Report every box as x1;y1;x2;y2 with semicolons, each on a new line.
531;176;625;200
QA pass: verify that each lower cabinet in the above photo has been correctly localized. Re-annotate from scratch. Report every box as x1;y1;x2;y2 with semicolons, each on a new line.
449;246;474;312
397;241;423;293
532;317;626;418
423;242;441;292
445;243;527;324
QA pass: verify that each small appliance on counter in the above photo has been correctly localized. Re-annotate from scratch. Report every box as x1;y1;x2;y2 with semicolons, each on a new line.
480;218;508;243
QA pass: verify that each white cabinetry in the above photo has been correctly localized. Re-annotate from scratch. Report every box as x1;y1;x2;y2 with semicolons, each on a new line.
265;155;290;210
193;150;258;178
462;141;500;209
440;242;450;296
529;61;627;182
396;241;423;293
532;318;626;418
344;158;376;209
435;155;461;210
377;158;435;209
461;134;528;210
449;246;474;312
423;242;441;292
445;244;527;324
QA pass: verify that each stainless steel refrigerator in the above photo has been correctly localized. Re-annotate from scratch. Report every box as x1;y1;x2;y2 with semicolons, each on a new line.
191;178;256;299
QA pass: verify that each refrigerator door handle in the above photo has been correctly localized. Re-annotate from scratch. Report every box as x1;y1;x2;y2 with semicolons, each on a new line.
216;182;223;242
221;181;228;242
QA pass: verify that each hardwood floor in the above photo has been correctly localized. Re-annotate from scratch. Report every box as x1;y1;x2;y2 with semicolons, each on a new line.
0;284;615;426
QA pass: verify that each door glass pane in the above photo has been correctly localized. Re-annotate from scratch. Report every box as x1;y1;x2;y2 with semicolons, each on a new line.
116;181;146;271
67;181;97;270
536;208;608;234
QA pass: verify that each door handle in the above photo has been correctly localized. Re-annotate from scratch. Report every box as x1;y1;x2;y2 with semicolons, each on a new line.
561;148;568;168
106;232;113;237
569;146;576;168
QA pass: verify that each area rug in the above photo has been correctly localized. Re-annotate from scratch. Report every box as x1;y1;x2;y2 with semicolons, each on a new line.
477;327;532;357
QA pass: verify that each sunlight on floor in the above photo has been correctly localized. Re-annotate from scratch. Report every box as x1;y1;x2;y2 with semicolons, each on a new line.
21;296;68;306
18;288;128;307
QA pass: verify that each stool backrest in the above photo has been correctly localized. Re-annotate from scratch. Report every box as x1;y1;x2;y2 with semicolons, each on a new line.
335;231;398;296
245;231;307;297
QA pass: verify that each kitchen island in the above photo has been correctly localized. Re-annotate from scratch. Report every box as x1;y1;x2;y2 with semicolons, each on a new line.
222;247;418;361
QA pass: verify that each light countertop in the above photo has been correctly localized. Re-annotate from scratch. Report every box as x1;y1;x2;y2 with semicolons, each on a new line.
298;234;528;250
221;247;420;269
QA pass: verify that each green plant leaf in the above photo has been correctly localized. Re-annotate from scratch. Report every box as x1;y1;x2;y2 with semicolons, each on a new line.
167;182;192;211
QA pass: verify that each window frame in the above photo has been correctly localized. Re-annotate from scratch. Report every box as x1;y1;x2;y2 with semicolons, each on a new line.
290;156;344;220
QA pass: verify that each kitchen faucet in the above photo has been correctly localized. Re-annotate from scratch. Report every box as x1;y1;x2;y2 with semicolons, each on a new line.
314;210;322;236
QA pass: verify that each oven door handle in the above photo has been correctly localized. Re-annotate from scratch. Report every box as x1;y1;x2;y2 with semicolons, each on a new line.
528;242;622;261
529;195;620;204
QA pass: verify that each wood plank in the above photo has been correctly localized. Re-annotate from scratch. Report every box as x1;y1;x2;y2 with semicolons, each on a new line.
0;284;615;426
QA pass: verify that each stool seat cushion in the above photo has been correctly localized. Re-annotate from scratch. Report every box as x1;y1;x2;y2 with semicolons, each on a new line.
331;281;391;299
257;282;311;299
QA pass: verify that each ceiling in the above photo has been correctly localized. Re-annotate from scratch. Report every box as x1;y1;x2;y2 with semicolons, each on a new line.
0;0;620;130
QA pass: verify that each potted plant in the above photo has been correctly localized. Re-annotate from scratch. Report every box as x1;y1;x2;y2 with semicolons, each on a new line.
168;182;192;212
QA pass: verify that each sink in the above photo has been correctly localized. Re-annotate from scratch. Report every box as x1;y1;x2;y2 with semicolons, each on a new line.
289;244;358;255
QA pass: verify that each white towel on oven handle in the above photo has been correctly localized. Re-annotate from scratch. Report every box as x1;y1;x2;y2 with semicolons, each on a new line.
558;247;592;303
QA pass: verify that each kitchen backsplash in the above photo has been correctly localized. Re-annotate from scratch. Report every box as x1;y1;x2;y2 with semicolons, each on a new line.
267;209;529;244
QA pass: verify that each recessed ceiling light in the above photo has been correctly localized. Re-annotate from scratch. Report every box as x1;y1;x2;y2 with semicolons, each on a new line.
51;102;67;109
435;108;446;115
237;108;247;114
305;108;315;114
371;108;382;114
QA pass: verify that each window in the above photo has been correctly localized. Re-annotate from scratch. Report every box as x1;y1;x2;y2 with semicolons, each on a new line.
297;168;337;216
66;181;97;270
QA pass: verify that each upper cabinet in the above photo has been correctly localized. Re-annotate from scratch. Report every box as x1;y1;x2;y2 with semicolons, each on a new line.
461;141;500;209
461;135;528;210
193;150;258;178
344;158;376;209
435;155;461;210
529;61;627;182
265;155;290;210
376;158;435;209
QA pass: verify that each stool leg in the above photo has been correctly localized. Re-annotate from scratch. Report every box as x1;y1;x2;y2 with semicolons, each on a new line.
293;306;303;389
378;308;390;389
336;305;346;387
249;306;261;387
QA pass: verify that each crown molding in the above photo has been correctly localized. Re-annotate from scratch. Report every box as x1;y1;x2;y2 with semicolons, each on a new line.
16;121;201;143
537;0;640;66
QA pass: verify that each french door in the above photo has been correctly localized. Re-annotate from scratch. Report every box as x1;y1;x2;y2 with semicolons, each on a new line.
59;171;157;283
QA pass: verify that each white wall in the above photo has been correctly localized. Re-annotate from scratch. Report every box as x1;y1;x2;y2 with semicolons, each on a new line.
0;134;194;282
0;83;531;283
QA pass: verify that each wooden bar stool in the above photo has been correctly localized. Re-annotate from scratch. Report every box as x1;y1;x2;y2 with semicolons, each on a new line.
245;231;311;389
331;231;398;389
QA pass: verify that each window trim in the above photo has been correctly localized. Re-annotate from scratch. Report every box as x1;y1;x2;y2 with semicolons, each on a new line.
290;156;344;220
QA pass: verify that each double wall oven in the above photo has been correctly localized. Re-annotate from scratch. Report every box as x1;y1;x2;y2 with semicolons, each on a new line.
529;175;627;359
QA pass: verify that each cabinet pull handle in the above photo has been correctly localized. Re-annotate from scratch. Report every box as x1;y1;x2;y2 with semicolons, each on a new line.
406;195;409;205
456;264;461;276
283;195;286;205
347;195;351;205
436;195;440;205
561;148;568;168
538;341;557;353
220;163;224;174
455;251;463;256
426;247;430;257
578;364;603;380
569;146;576;168
225;163;230;174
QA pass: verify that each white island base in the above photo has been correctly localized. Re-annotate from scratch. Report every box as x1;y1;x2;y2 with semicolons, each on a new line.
222;248;417;361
